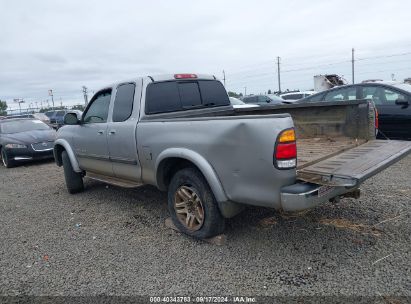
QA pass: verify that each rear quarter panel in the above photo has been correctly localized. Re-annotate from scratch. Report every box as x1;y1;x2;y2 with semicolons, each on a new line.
137;115;296;209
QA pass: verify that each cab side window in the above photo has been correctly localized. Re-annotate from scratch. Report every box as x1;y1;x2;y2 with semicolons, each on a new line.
113;83;135;122
83;90;112;123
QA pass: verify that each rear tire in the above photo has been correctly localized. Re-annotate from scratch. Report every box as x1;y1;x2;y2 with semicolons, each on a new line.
0;148;15;168
62;151;84;194
168;167;225;239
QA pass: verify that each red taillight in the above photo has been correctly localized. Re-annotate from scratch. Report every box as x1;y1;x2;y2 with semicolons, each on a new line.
174;74;197;79
275;143;297;159
274;128;297;169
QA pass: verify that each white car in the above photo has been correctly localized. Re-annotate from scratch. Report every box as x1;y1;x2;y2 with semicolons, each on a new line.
229;97;259;109
280;91;317;102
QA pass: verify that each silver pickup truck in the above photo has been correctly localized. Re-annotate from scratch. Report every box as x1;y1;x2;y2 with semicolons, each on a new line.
54;73;411;239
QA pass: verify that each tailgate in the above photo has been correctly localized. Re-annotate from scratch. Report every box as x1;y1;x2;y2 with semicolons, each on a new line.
297;140;411;187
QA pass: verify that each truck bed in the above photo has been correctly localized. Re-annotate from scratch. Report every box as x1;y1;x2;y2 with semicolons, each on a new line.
231;101;375;171
297;137;366;169
247;102;411;187
229;100;410;186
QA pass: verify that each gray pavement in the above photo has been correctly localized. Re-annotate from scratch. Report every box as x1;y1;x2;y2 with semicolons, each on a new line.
0;156;410;298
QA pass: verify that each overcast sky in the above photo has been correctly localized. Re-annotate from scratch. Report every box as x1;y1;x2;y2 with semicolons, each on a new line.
1;0;411;110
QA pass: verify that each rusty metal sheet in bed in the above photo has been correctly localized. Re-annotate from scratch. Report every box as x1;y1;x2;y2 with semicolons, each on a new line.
297;140;411;187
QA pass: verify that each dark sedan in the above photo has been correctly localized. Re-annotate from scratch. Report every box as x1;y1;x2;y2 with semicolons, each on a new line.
299;82;411;140
0;118;56;168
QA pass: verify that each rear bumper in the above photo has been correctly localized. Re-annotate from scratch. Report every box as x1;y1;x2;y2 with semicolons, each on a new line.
280;182;357;212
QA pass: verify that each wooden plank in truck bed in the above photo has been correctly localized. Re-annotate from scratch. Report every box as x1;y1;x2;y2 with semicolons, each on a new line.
297;137;366;169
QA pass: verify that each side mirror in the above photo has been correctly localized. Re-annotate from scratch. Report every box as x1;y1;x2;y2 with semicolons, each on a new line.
64;112;80;125
395;99;409;106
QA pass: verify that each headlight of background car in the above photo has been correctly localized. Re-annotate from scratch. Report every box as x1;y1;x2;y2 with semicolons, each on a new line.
5;143;27;149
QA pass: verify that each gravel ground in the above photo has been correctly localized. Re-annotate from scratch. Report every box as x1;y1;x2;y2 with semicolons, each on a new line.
0;156;410;299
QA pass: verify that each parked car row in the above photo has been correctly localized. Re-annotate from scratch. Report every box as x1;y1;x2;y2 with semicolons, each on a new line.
242;94;285;105
3;110;83;129
0;113;51;125
238;91;317;105
280;91;317;101
0;110;84;167
45;110;83;129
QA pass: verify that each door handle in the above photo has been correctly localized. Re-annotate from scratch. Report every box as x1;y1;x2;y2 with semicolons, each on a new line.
109;130;116;135
98;130;104;135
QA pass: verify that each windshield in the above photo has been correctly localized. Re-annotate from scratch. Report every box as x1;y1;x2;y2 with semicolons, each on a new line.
392;83;411;93
1;119;50;134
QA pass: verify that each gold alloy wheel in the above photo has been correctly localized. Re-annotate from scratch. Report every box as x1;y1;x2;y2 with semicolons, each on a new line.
174;185;204;231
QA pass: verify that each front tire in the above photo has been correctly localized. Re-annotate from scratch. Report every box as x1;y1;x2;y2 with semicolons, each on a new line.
168;167;225;239
0;148;15;168
62;151;84;194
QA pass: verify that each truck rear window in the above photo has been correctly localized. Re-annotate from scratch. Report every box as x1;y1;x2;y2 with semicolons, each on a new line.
145;80;229;114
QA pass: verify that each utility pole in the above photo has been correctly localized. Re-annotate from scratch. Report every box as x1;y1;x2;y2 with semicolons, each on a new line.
276;56;281;93
244;86;247;97
60;97;63;108
351;48;355;84
14;98;24;114
48;89;55;109
82;86;89;105
222;70;226;86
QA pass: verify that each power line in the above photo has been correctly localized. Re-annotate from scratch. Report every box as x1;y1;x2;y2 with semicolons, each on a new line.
356;66;411;76
355;58;411;67
357;51;411;61
282;60;351;73
225;50;411;83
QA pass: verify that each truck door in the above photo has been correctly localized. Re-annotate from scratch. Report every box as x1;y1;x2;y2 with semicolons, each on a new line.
107;82;142;181
73;89;114;176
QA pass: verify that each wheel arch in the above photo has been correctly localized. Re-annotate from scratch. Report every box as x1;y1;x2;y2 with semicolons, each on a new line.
53;139;81;172
155;148;228;204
